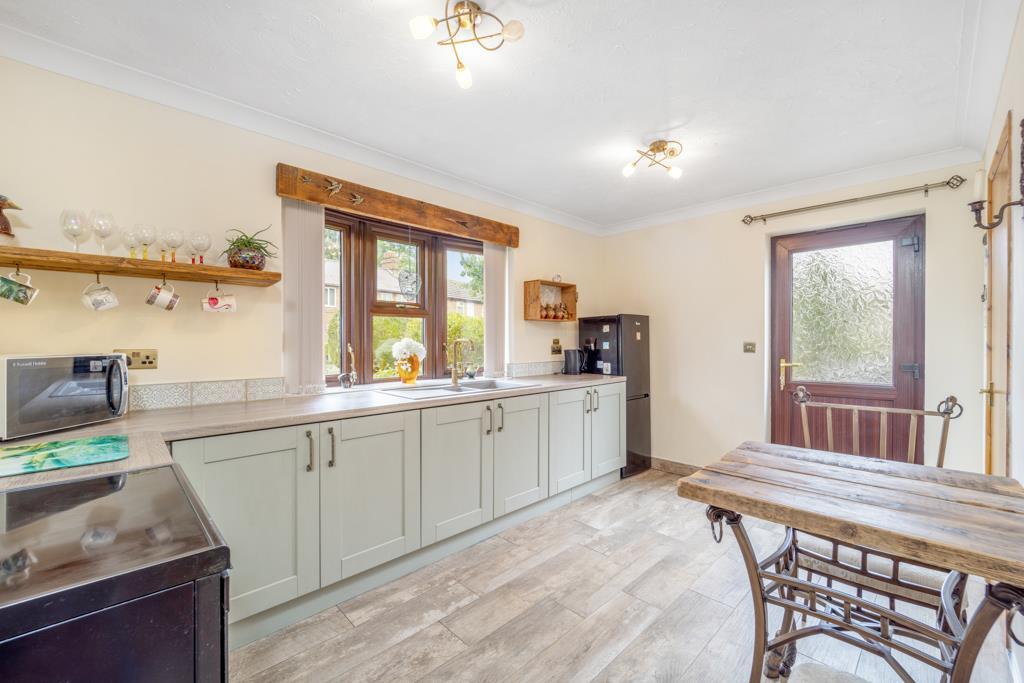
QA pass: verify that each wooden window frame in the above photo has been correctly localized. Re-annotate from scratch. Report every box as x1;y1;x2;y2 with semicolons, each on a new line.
324;209;484;385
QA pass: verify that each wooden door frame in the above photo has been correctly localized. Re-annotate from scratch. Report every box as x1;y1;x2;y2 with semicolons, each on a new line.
770;215;926;456
984;111;1014;476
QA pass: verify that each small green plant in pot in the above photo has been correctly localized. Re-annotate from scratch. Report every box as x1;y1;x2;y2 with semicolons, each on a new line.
223;226;278;271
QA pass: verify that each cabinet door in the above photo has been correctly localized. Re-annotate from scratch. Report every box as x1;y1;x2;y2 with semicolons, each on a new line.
548;388;592;493
494;393;549;517
173;427;319;622
421;401;494;545
590;383;627;478
320;411;420;585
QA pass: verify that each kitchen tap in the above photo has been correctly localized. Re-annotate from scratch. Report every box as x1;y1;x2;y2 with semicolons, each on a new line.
341;342;358;388
448;338;474;387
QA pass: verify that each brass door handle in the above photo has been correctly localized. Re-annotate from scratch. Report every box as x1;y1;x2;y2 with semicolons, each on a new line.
980;382;1007;407
779;358;803;391
305;430;315;472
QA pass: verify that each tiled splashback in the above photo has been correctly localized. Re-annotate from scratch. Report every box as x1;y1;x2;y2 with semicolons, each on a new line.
505;360;564;378
129;377;285;412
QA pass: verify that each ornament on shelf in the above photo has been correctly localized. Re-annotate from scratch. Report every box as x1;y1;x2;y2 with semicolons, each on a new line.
0;196;20;238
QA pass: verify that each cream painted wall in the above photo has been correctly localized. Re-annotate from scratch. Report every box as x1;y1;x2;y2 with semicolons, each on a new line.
601;164;985;473
981;2;1024;483
0;57;604;384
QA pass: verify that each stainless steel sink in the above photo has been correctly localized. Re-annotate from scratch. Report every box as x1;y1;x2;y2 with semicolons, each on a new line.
376;379;538;400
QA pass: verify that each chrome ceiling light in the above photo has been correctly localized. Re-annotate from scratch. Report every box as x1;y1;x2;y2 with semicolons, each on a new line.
409;1;524;89
622;140;684;179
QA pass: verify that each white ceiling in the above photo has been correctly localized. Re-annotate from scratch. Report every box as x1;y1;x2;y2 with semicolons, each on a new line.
0;0;1019;232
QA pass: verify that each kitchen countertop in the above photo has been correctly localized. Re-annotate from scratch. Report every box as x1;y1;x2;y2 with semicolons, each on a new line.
1;373;624;491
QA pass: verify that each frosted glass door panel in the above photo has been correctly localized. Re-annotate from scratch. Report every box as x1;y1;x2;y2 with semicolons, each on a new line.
791;240;894;385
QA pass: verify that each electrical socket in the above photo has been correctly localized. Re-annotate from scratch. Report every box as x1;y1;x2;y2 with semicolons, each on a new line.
115;348;159;369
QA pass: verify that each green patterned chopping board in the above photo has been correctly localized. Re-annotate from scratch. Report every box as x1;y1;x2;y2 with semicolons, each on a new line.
0;435;129;478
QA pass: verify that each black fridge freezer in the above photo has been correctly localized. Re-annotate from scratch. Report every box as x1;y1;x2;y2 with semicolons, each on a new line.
578;314;651;478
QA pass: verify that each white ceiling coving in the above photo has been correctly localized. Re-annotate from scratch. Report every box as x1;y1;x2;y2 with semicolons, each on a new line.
0;0;1019;233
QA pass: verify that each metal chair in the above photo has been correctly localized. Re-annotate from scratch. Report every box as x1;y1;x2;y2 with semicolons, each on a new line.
761;386;966;680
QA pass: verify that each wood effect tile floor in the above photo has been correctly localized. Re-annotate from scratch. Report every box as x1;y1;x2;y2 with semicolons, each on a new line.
229;470;1012;682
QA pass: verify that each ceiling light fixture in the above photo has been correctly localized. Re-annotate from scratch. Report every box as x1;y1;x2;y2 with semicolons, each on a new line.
409;1;524;89
622;140;683;179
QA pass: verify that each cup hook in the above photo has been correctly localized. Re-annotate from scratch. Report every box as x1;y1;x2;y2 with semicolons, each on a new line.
95;272;101;285
215;280;220;292
15;264;21;276
162;274;167;287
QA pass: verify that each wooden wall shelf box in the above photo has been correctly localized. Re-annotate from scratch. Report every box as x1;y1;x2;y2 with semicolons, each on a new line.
524;280;577;322
0;246;281;287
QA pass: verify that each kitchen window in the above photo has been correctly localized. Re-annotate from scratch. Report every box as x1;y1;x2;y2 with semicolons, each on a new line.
322;211;485;385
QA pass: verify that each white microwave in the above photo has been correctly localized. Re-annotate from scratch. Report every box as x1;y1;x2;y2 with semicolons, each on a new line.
1;354;129;441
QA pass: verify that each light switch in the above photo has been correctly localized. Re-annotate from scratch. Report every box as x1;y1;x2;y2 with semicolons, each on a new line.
743;342;756;354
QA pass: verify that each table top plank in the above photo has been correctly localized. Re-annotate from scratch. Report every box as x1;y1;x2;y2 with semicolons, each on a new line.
677;442;1024;586
722;449;1024;515
737;441;1024;497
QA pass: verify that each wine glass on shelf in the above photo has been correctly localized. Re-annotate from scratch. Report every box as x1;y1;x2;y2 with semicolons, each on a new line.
136;224;156;260
162;229;184;263
60;210;91;252
90;210;117;253
189;231;212;265
121;227;139;259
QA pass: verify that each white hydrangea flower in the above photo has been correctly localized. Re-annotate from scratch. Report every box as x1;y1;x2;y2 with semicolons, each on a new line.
392;338;427;360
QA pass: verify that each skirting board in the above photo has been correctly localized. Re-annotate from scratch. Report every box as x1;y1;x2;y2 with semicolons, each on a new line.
651;457;699;477
229;469;622;649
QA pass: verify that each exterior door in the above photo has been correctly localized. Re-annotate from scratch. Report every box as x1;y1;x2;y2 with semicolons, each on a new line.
771;216;925;460
983;112;1013;477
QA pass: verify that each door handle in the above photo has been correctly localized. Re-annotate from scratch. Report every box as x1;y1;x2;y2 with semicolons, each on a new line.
585;390;592;414
593;388;600;412
305;430;315;472
485;405;493;435
327;426;336;467
980;382;1007;407
779;358;803;391
497;403;504;432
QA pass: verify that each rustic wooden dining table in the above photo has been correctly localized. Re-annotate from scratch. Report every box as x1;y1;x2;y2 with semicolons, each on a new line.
676;440;1024;683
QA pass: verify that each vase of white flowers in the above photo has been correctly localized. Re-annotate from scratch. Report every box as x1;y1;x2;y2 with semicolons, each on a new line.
392;338;427;385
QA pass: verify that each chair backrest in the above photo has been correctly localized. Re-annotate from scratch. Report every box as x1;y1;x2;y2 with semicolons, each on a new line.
791;386;962;468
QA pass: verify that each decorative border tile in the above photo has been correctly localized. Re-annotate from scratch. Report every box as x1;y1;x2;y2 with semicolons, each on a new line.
128;383;191;411
245;377;286;402
505;361;563;378
190;380;246;406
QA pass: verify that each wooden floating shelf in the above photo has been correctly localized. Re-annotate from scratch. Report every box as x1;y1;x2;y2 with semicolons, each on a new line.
0;246;281;287
524;279;578;322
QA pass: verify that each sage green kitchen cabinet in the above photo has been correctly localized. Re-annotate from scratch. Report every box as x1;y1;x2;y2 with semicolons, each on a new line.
590;382;627;478
172;426;320;623
421;400;494;545
548;387;593;493
493;393;549;517
319;411;420;584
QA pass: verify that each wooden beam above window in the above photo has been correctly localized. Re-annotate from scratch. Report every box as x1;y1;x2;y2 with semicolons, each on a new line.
276;163;519;248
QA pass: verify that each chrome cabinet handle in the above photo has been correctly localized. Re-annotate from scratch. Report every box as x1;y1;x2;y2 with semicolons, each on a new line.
305;430;315;472
327;426;336;467
594;389;600;412
585;390;592;414
497;403;504;432
485;405;493;435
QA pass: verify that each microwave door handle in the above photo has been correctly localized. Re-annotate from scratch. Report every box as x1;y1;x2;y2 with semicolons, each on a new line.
106;359;127;415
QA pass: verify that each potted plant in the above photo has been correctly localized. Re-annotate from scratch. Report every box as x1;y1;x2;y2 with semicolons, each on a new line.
392;338;426;385
222;226;278;270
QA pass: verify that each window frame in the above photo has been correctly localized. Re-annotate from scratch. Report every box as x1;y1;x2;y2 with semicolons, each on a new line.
324;209;484;385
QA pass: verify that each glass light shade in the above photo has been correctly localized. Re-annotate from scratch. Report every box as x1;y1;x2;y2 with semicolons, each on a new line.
621;162;637;178
668;166;683;179
456;63;473;89
409;15;437;39
501;20;524;41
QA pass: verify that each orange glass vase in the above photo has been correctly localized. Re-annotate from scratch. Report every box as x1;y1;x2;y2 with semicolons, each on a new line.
397;355;420;385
